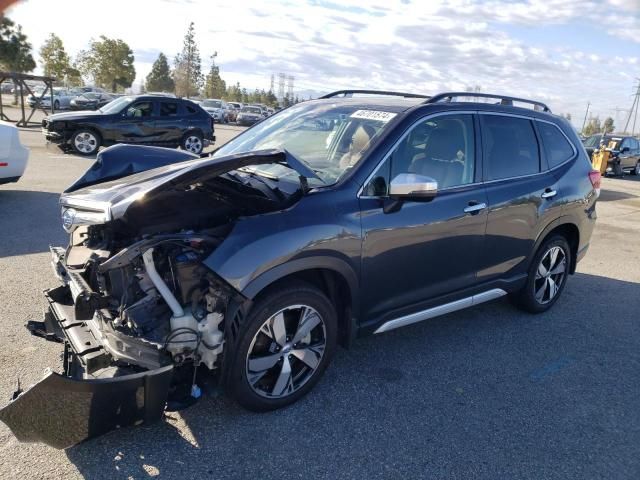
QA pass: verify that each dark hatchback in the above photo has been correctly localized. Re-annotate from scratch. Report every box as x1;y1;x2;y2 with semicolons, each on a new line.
2;91;599;448
42;95;215;155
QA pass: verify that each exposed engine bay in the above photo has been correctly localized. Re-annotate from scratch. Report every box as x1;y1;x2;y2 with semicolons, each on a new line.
59;166;294;376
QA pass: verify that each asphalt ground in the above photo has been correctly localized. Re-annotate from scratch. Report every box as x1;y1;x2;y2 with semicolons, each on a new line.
0;124;639;479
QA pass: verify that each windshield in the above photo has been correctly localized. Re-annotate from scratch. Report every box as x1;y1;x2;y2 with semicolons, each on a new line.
214;101;398;185
241;107;262;114
584;135;603;148
99;96;133;113
203;100;222;108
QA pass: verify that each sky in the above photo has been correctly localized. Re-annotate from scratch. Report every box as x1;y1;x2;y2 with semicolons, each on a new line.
5;0;640;129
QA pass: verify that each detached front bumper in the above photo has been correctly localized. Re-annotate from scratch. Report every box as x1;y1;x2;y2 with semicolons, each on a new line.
0;365;173;449
0;247;174;449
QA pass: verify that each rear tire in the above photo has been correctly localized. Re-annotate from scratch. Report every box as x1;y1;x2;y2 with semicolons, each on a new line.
227;282;337;411
512;235;571;313
632;162;640;176
181;132;204;154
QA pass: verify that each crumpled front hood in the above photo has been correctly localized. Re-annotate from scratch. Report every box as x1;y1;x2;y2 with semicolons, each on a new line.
61;145;319;221
46;110;106;122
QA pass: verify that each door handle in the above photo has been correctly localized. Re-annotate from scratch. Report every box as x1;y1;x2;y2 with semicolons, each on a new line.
463;202;487;214
541;188;557;199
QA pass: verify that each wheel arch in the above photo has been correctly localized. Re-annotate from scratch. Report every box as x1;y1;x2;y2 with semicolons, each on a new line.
532;219;580;274
241;257;360;348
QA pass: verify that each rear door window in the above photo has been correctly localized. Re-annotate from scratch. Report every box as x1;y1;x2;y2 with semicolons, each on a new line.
481;115;540;180
160;101;179;116
537;121;575;168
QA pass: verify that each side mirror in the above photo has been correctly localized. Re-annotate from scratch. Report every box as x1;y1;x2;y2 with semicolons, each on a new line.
620;146;630;154
388;173;438;199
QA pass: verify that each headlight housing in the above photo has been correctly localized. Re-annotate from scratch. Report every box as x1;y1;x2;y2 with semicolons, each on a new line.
61;207;108;232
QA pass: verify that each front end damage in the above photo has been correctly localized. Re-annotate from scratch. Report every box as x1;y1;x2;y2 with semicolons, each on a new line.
1;146;309;448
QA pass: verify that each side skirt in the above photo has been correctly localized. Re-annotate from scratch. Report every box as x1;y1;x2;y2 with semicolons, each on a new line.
373;288;507;334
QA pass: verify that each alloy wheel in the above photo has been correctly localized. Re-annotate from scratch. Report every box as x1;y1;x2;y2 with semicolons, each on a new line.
534;246;567;304
73;132;97;154
184;135;202;153
246;304;326;399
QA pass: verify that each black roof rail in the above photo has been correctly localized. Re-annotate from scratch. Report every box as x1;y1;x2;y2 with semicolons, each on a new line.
423;92;551;113
320;89;430;99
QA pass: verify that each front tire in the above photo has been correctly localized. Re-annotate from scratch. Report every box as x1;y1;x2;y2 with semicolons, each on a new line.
513;235;571;313
632;162;640;176
181;132;203;154
53;100;60;110
228;283;337;411
71;129;100;155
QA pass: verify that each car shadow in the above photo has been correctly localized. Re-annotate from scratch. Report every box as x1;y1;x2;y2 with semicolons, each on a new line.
65;272;640;479
0;189;66;258
597;188;638;202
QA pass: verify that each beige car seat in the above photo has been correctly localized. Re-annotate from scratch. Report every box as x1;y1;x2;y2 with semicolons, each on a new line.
340;124;376;169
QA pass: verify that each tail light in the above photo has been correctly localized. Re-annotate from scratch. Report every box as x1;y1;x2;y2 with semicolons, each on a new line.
588;170;601;194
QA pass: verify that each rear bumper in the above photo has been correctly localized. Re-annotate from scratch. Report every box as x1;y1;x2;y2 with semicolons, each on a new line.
0;247;174;449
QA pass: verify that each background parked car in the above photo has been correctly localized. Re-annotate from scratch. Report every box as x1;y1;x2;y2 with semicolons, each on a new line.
69;92;114;111
225;103;238;122
250;103;269;117
27;88;75;110
200;99;229;123
41;95;215;155
1;82;14;94
0;120;29;185
236;105;264;126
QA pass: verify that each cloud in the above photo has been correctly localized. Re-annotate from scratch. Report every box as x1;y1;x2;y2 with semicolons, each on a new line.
5;0;639;125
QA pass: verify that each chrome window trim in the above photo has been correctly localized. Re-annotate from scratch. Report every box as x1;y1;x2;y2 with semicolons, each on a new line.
374;288;507;334
358;110;477;198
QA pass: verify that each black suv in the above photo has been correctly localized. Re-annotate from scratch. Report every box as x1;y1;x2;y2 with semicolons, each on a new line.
41;95;215;155
583;134;640;176
1;91;599;448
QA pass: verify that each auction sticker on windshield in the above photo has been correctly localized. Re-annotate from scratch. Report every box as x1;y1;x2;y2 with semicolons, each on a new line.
350;110;397;122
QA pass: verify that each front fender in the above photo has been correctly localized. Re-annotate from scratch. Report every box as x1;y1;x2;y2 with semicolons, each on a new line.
203;188;362;310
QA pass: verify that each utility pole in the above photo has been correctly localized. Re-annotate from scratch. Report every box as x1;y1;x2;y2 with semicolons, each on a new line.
581;101;591;134
287;75;294;100
623;80;640;135
270;74;274;93
277;73;285;104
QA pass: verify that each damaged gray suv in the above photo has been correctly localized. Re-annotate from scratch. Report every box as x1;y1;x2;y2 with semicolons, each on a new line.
0;91;599;448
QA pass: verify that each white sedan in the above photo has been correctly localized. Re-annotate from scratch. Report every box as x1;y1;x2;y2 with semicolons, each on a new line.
0;121;29;185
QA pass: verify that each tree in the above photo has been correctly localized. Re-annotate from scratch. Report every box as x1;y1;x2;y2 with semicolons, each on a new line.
602;117;615;135
145;52;174;92
203;52;225;98
0;17;36;103
77;36;135;92
583;116;601;136
39;33;71;84
0;17;35;72
174;22;203;98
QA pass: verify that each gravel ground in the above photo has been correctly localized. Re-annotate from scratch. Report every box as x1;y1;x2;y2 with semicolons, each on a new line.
0;128;639;480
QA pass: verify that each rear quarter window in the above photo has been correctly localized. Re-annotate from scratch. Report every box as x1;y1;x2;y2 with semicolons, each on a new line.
537;121;575;168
